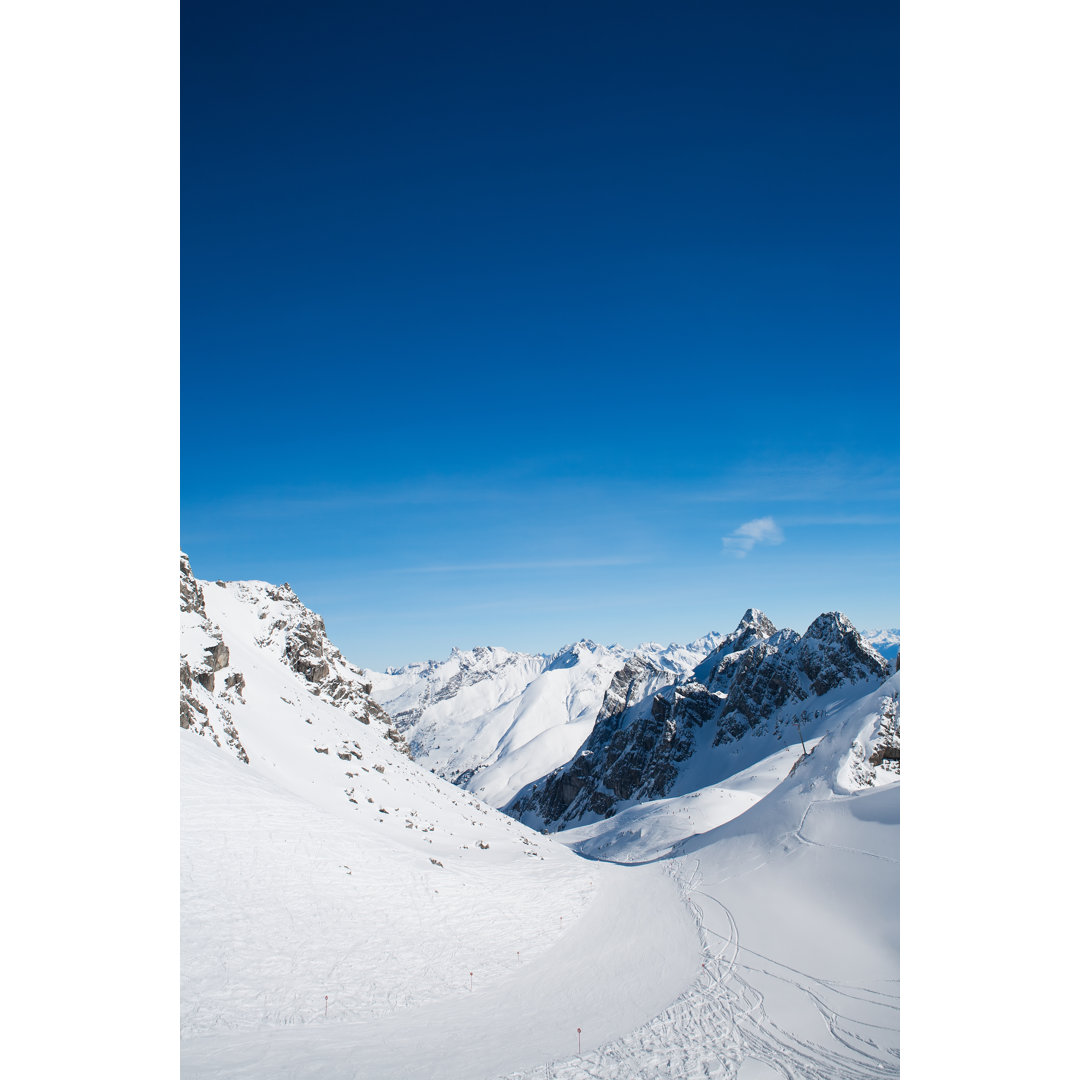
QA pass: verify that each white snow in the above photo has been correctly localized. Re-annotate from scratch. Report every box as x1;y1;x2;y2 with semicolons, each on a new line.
181;565;899;1079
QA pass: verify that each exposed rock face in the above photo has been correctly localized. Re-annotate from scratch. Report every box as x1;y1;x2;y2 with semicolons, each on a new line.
179;554;410;765
693;609;779;694
510;608;889;828
245;583;409;755
179;553;249;762
852;690;901;785
180;553;206;616
595;654;677;730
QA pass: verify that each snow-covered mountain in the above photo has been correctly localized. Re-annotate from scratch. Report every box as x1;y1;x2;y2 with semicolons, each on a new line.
862;625;901;661
365;632;725;810
509;608;890;830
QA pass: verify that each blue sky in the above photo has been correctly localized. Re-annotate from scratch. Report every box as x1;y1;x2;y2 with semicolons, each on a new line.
182;0;898;669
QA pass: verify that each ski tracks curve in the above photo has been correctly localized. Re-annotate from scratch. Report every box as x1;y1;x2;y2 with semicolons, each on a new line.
499;838;898;1080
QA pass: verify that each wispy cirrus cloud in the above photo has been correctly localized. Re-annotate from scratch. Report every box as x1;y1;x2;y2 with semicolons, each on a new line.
683;455;899;505
394;556;647;574
723;516;784;558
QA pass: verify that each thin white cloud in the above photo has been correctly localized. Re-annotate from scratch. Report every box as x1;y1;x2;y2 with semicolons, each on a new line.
395;556;647;574
682;455;899;505
722;516;784;558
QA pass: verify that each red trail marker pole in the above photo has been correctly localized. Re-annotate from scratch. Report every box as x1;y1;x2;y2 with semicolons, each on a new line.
470;971;473;991
324;995;328;1018
577;1027;582;1054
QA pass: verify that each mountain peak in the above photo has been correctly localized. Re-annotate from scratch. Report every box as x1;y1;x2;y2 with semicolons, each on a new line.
733;608;778;640
803;611;856;641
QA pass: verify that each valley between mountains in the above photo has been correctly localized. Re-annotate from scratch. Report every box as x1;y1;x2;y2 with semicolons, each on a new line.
180;553;899;1079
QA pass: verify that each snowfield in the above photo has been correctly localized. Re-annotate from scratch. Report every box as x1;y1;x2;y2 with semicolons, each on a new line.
180;560;898;1078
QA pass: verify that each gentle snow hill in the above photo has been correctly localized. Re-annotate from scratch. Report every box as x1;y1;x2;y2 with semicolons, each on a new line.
182;736;700;1080
181;734;597;1039
365;632;725;810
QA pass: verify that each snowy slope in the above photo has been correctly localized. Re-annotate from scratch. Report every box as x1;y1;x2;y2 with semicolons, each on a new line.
509;676;901;1079
367;633;724;810
181;734;597;1038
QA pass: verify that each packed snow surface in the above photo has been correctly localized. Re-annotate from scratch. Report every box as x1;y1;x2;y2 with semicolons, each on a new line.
181;733;700;1077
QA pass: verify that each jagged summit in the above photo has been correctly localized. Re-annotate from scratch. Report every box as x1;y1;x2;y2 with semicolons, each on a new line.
736;607;773;630
508;607;890;829
803;610;855;639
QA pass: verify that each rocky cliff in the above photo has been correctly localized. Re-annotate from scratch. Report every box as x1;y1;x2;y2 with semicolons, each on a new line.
509;608;890;828
179;553;409;766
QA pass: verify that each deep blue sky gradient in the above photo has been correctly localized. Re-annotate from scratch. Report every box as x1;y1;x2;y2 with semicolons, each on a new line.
182;1;899;669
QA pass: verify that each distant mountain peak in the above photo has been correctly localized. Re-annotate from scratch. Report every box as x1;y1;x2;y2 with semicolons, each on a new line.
738;606;769;626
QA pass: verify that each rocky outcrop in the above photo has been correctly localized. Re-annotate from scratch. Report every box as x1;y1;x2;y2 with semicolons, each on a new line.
180;552;206;616
510;609;890;828
709;614;887;746
192;567;411;758
179;553;250;762
693;609;779;693
589;654;678;749
847;689;900;787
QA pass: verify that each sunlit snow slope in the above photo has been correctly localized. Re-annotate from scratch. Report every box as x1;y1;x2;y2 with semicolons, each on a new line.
513;676;901;1080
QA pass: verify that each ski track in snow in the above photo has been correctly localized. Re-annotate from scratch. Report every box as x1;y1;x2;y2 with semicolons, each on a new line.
499;822;899;1080
794;800;899;867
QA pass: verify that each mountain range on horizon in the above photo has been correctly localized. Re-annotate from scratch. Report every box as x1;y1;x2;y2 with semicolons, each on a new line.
180;551;899;832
